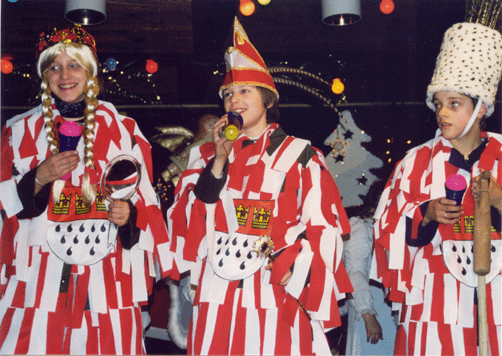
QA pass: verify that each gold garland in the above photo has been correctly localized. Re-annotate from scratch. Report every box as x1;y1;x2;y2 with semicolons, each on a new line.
465;0;502;31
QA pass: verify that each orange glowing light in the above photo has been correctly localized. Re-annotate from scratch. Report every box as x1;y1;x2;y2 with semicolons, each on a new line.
1;59;13;74
240;0;255;16
331;78;344;94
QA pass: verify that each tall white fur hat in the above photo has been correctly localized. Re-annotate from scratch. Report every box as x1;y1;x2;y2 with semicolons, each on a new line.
426;22;502;117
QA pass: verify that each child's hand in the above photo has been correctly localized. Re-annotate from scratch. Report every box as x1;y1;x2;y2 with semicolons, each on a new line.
108;200;130;226
423;197;463;225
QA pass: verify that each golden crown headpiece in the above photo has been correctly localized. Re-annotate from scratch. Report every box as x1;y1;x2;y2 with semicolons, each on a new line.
37;24;97;58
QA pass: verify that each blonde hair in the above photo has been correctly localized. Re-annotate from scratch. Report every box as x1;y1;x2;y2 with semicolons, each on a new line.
39;42;100;206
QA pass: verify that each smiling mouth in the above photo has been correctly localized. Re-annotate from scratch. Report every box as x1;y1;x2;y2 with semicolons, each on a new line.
59;84;78;90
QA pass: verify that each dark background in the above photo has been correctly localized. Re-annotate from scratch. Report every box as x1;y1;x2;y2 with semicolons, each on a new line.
2;0;501;184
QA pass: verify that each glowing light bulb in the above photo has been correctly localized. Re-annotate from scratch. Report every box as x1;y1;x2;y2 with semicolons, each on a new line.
331;78;344;94
380;0;395;14
1;59;13;74
240;0;255;16
257;0;270;4
145;59;158;74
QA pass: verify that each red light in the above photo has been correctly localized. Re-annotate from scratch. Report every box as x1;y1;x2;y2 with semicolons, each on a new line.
380;0;395;14
1;59;13;74
145;59;158;74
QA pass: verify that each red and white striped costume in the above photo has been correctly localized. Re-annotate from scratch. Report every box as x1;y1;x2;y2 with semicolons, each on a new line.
371;131;502;355
167;123;352;355
0;100;172;354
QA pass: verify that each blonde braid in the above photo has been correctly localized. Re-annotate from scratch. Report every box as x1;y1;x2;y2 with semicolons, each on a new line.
40;75;67;203
81;76;100;205
41;77;58;155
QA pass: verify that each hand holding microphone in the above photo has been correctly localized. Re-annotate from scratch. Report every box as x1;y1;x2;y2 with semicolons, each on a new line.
221;111;243;141
58;121;82;180
445;173;467;205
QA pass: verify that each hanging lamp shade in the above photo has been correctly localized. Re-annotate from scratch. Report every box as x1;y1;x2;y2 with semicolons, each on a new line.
65;0;107;26
322;0;361;26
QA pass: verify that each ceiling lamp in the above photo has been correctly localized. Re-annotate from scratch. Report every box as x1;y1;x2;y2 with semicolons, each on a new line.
322;0;361;26
65;0;107;26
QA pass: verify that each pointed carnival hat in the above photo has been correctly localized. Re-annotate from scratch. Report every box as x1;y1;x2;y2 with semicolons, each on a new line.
219;17;279;99
426;0;502;118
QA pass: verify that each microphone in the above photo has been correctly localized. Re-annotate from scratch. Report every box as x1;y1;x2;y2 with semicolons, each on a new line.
445;174;467;205
222;111;243;141
58;121;82;180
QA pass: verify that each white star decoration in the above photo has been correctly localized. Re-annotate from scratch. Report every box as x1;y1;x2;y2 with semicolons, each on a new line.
324;110;383;208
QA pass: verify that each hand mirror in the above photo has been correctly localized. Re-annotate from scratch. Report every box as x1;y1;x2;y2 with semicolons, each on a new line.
100;154;142;201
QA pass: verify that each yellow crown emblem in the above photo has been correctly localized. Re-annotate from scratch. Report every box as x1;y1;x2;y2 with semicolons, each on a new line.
236;204;250;226
53;192;71;215
96;193;106;212
75;193;92;215
252;206;271;229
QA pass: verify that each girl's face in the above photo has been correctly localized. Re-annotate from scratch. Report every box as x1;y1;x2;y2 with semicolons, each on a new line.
222;85;272;137
433;91;482;141
48;52;87;104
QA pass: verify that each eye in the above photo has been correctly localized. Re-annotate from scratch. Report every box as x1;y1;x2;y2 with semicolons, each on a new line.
50;64;61;72
223;91;232;98
70;62;80;69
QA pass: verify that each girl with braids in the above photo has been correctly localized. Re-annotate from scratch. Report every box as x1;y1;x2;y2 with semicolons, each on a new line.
167;18;352;355
0;26;171;354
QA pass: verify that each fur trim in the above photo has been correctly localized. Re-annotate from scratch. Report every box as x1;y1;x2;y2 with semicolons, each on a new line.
426;22;502;117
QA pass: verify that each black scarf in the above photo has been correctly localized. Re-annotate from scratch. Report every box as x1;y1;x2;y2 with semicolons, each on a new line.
54;96;86;119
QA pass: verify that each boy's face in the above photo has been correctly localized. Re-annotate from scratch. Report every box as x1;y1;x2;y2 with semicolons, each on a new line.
222;85;271;137
432;91;479;141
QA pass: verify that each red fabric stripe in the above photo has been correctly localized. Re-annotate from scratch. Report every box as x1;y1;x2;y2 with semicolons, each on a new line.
85;312;99;355
19;118;38;159
71;268;90;328
270;240;301;284
119;270;134;308
0;216;18;266
254;271;261;309
192;302;208;355
119;308;133;355
437;322;453;355
103;257;118;309
206;283;238;355
11;281;26;309
420;322;427;355
46;308;65;354
135;198;148;232
430;273;444;323
407;321;417;355
1;126;14;182
258;308;266;355
134;307;145;355
14;308;35;354
299;308;313;355
394;325;407;355
33;250;46;309
98;313;117;355
134;134;154;183
230;292;246;355
0;307;15;351
185;199;207;262
275;303;292;355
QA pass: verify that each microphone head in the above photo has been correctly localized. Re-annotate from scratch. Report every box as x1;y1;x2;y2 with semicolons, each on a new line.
446;174;467;191
59;121;82;137
445;174;467;205
58;121;83;181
